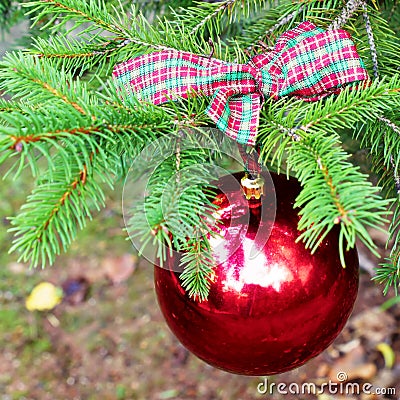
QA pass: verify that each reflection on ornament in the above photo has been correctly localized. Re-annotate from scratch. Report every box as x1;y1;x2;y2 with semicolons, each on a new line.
222;237;293;293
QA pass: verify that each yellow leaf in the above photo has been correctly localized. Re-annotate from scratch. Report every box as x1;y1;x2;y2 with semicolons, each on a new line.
376;342;395;369
25;282;63;311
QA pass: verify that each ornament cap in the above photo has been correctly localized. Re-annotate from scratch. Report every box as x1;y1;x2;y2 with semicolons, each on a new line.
241;173;265;200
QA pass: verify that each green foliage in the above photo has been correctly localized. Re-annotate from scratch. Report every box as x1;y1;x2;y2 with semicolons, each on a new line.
0;0;400;299
179;235;215;301
8;151;111;268
0;0;23;32
259;79;400;264
381;0;400;36
357;112;400;295
124;131;221;299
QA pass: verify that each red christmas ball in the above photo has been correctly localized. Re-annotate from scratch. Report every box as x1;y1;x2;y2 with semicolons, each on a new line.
154;172;359;375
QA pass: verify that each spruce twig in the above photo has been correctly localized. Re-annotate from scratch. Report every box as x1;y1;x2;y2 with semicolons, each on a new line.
362;4;379;79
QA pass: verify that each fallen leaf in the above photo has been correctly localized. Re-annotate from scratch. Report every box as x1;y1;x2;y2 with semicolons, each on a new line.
376;343;396;369
7;262;26;274
102;253;137;284
25;282;63;312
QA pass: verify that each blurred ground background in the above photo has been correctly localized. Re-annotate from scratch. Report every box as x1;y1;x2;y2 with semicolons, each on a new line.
1;11;400;400
1;159;400;400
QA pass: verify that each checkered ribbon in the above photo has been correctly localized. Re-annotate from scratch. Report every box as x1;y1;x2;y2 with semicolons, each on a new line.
113;21;368;146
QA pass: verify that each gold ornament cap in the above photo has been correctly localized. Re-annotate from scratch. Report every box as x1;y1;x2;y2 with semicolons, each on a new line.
241;173;265;200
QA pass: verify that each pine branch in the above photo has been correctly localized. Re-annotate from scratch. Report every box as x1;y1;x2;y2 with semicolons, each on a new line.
232;1;308;60
359;114;400;294
0;105;101;178
359;114;400;189
373;258;400;296
2;85;174;264
125;133;218;250
231;0;371;61
258;80;400;264
0;53;94;113
0;87;172;179
8;151;112;268
354;5;400;77
24;0;218;75
288;129;390;266
181;0;266;37
0;98;37;115
125;131;222;299
179;235;215;301
26;0;126;35
259;78;400;168
189;0;236;36
29;35;134;76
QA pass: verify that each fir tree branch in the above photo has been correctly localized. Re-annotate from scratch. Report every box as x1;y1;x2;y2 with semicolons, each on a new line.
183;0;266;36
8;151;112;268
40;152;93;232
125;131;222;299
0;102;172;178
180;234;215;301
373;258;400;296
259;77;400;177
33;35;133;61
0;98;36;115
329;0;364;30
258;80;400;264
0;53;95;113
8;125;98;150
232;1;308;61
362;4;379;79
26;0;126;35
0;105;100;178
231;3;307;62
358;113;400;192
288;130;390;266
189;0;235;36
25;0;203;60
359;114;400;294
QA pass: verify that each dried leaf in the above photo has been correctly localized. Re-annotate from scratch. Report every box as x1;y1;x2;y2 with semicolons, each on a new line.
102;254;137;284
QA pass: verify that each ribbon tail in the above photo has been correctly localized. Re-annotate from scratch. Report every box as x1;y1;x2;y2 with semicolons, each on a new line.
206;88;261;146
113;50;229;105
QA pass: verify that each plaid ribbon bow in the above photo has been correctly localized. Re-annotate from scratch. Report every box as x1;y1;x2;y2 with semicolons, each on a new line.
113;21;368;145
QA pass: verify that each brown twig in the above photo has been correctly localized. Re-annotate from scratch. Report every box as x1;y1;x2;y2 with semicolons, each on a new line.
316;156;350;223
189;0;235;36
9;126;99;150
41;152;94;232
